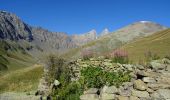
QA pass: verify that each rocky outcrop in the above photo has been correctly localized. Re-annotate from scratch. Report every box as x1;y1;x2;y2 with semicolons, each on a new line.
0;11;33;41
99;28;110;37
0;11;76;53
72;29;97;46
68;57;170;100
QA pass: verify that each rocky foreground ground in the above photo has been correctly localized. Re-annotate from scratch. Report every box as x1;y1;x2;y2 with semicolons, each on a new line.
69;57;170;100
1;57;170;100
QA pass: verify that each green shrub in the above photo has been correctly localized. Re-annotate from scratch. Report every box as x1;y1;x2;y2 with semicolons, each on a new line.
81;66;131;88
81;67;104;88
46;55;82;99
45;55;69;85
53;82;83;100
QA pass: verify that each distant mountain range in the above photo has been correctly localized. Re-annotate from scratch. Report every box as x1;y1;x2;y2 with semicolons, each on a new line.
0;10;168;71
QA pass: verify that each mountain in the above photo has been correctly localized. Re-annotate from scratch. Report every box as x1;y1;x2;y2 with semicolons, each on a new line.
0;11;77;53
0;11;76;72
121;28;170;62
0;10;169;71
0;11;33;41
72;29;97;46
114;21;167;42
99;28;110;37
63;21;168;58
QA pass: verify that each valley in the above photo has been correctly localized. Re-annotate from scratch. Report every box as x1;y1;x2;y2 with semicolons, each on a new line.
0;10;170;100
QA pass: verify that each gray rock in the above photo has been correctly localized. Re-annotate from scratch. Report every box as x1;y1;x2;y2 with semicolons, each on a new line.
131;90;150;98
146;88;154;93
136;65;145;70
118;86;131;96
84;88;99;94
118;96;129;100
137;71;159;77
142;77;156;83
100;93;115;100
150;92;162;99
80;94;99;100
129;96;140;100
102;85;118;94
147;83;170;90
150;61;166;71
157;89;170;99
162;58;170;64
134;79;147;91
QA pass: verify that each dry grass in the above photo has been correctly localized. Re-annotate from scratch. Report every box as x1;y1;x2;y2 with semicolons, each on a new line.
121;29;170;62
0;64;43;93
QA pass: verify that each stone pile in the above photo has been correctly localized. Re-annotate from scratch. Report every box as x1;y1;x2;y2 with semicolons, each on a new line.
68;57;170;100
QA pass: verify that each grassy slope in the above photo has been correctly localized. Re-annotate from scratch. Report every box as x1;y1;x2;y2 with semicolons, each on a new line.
62;34;122;59
121;29;170;62
63;29;170;63
0;40;43;93
0;40;36;73
0;64;43;93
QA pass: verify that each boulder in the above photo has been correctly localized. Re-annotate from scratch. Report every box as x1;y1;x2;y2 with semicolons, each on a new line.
157;89;170;99
80;94;99;100
118;96;129;100
137;71;159;78
147;83;170;90
129;96;140;100
146;88;154;93
136;65;145;70
134;79;147;91
102;85;118;94
150;61;166;71
84;88;99;94
156;76;170;84
131;90;150;98
118;86;131;96
162;58;170;64
122;82;133;89
142;77;156;83
100;93;115;100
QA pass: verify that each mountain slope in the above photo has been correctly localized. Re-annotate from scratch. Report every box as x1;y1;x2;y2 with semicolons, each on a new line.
63;21;167;59
71;29;97;46
121;29;170;62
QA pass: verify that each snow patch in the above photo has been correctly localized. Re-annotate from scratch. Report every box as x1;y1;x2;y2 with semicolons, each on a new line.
140;21;151;23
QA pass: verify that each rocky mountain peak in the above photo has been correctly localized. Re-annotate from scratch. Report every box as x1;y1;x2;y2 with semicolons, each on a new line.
72;29;97;46
0;10;33;41
114;21;167;42
99;28;110;37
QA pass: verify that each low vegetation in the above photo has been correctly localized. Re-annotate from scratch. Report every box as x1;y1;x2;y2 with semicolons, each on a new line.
45;55;82;100
0;64;43;93
81;66;131;88
111;49;129;64
121;29;170;62
45;55;131;100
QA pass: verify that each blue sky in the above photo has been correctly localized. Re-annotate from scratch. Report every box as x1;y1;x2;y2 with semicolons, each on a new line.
0;0;170;35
